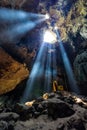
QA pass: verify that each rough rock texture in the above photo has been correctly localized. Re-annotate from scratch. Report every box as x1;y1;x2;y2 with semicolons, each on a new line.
1;43;36;68
0;47;29;95
74;47;87;95
0;91;87;130
38;0;87;42
74;49;87;84
0;0;39;10
0;0;86;43
0;112;19;121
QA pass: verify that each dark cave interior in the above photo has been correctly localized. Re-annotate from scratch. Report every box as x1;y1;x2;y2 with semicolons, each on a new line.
0;0;87;130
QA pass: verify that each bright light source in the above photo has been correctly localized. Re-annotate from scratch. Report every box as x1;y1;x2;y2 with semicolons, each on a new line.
54;26;58;30
43;30;57;43
45;14;50;19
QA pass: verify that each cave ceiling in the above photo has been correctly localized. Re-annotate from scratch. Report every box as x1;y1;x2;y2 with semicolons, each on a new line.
0;0;87;60
0;0;87;95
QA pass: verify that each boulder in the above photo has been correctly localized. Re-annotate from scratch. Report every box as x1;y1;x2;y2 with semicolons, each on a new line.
47;98;75;119
0;112;19;121
13;103;34;120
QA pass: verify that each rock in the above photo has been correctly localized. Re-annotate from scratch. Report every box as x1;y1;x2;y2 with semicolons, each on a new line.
8;120;15;130
47;98;75;119
36;97;44;102
0;112;19;121
67;117;85;130
0;108;3;113
37;104;44;112
0;91;87;130
21;0;39;12
0;0;39;10
63;96;75;104
42;93;49;100
0;121;8;130
25;100;35;107
0;47;29;95
84;110;87;121
33;102;40;109
33;111;40;118
41;109;48;115
56;122;65;130
14;103;34;120
80;24;87;39
74;49;87;95
41;100;48;109
14;120;40;130
74;49;87;83
48;93;55;98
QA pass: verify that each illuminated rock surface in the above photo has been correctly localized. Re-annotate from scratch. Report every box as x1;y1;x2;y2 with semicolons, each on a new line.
0;91;87;130
38;0;87;41
0;47;29;95
0;0;86;42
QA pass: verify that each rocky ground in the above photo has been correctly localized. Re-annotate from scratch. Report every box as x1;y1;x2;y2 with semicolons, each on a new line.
0;91;87;130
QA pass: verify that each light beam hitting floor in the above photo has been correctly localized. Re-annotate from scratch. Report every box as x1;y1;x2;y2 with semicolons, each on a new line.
20;42;58;103
20;43;47;103
55;29;80;94
44;44;57;92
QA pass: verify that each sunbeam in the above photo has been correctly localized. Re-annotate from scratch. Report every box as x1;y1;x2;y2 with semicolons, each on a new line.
4;6;79;102
55;28;80;94
44;44;52;92
1;21;36;42
0;7;45;22
52;44;57;80
0;8;48;43
1;18;46;43
20;43;46;103
20;28;59;103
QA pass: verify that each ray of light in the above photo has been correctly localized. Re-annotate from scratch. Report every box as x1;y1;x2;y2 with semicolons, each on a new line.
44;44;52;92
1;21;36;42
44;43;57;92
0;7;45;22
20;43;46;103
52;44;57;80
0;8;48;43
0;18;47;43
55;29;80;94
21;30;56;102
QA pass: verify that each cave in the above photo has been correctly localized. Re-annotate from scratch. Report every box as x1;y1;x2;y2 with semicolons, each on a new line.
0;0;87;130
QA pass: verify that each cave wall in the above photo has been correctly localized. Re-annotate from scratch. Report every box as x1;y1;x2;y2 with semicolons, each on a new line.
0;0;87;95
